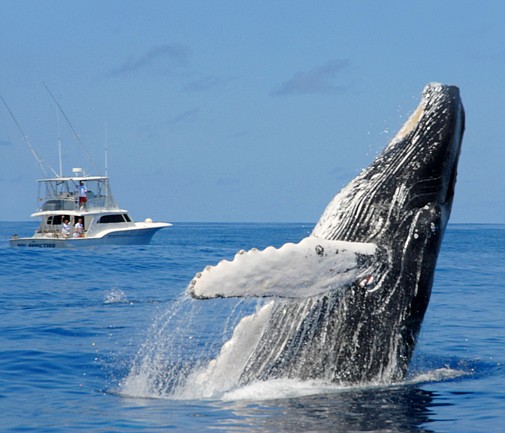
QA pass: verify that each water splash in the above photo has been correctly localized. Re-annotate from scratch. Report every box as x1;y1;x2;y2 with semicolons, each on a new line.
172;301;274;400
121;296;195;398
120;294;259;399
103;288;129;304
119;291;472;402
120;265;473;402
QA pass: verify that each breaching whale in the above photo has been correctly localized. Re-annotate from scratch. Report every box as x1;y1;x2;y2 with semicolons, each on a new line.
187;83;465;388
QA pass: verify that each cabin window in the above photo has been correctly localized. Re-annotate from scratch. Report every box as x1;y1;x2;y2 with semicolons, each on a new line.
98;214;131;223
47;215;63;225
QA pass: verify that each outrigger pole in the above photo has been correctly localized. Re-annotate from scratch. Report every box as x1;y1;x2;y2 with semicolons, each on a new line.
43;82;99;175
0;94;58;178
56;108;63;177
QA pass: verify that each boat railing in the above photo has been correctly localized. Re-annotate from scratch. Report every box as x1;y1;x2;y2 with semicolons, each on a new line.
36;223;62;237
40;193;118;212
87;194;117;210
42;198;77;212
36;227;87;239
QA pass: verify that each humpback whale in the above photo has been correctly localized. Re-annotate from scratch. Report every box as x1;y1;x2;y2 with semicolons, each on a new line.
187;83;465;388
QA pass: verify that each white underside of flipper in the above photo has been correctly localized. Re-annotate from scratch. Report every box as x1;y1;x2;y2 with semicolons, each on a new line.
188;236;377;299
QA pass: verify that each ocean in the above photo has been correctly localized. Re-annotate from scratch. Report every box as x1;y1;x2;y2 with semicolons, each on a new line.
1;222;504;432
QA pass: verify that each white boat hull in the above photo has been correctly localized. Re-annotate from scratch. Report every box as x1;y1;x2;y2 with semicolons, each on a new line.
8;172;172;249
10;223;170;248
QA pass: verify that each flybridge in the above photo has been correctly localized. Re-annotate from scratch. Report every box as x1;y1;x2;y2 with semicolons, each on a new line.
33;173;119;216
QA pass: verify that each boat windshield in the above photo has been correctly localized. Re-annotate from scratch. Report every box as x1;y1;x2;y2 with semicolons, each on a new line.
37;176;119;212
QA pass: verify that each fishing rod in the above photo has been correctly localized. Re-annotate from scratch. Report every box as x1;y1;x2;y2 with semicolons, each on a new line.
43;82;98;175
0;94;58;178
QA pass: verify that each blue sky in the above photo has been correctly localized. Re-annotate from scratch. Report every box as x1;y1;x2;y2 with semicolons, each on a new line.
1;1;504;223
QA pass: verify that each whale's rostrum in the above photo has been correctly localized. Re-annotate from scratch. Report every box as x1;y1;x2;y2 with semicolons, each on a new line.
187;83;465;389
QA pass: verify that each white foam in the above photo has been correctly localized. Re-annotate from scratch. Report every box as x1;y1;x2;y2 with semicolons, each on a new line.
407;367;469;385
221;378;344;401
222;367;470;401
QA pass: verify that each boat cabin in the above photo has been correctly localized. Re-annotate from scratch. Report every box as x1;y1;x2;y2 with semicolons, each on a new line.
30;173;135;238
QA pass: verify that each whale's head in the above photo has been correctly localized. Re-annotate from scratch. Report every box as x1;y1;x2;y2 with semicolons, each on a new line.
187;83;465;385
313;83;464;247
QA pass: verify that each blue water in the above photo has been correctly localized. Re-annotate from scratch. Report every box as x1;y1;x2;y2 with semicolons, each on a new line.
1;222;504;432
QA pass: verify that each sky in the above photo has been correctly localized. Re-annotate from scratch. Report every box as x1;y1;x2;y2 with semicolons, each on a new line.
1;1;504;224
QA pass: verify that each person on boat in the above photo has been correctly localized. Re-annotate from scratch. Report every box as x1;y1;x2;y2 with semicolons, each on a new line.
61;219;71;238
73;218;84;238
79;181;87;210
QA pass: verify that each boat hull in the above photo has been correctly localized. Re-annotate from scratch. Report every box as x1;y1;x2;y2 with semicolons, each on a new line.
9;224;170;248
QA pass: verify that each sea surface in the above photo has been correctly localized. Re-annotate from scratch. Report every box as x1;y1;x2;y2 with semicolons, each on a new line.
1;222;504;433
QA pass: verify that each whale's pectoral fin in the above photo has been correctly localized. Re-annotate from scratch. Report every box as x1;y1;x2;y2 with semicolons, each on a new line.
188;236;378;299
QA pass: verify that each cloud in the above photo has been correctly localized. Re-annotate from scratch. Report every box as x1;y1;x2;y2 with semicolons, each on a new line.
0;138;13;146
168;107;201;125
272;59;350;96
109;43;191;77
184;75;231;92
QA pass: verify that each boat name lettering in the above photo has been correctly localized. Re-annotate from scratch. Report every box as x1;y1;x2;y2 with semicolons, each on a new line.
28;243;56;248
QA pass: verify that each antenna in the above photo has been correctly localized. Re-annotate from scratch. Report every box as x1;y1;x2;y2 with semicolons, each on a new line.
104;120;108;177
1;94;58;177
43;82;98;174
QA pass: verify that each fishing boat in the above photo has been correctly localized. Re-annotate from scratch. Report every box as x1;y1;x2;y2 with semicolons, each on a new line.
10;168;171;248
3;86;171;248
